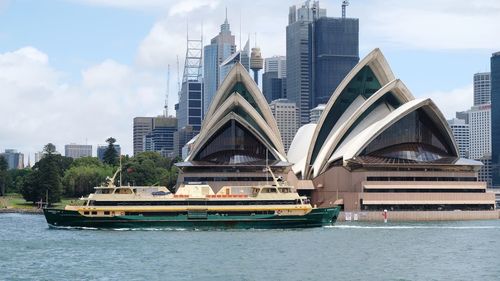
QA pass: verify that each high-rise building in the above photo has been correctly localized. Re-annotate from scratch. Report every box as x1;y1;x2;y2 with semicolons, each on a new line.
311;17;359;107
173;126;198;159
264;56;287;77
262;72;287;103
176;31;203;155
263;56;287;103
310;104;326;123
203;12;237;115
133;117;154;156
447;118;469;158
97;144;121;161
492;51;500;187
478;153;493;188
143;117;178;158
64;144;92;159
473;72;491;106
287;1;324;126
270;99;298;152
287;1;359;126
219;40;250;85
0;149;24;170
469;104;491;160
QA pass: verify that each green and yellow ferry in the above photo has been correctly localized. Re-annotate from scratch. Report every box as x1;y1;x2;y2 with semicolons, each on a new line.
43;169;340;229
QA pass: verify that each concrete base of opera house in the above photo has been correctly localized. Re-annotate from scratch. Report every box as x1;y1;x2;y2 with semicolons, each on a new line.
336;210;500;222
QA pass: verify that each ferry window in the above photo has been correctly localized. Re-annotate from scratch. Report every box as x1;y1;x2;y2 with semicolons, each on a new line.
91;211;97;215
84;211;90;215
104;211;110;215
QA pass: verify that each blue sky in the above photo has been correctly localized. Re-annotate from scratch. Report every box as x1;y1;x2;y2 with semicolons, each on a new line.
0;0;499;157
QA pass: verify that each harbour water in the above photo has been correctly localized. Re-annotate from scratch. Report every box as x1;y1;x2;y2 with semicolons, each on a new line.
0;214;499;281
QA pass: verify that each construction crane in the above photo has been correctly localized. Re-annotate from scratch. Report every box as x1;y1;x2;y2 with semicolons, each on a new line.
164;64;170;117
176;55;181;101
342;0;349;18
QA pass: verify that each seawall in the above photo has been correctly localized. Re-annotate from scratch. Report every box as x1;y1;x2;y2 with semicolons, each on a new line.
338;210;500;222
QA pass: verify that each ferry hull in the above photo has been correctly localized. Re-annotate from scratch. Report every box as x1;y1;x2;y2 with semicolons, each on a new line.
43;207;340;229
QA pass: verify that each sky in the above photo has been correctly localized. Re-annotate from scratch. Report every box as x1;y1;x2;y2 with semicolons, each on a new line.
1;0;499;159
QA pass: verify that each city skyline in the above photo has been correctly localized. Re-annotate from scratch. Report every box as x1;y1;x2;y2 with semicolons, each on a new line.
1;0;499;157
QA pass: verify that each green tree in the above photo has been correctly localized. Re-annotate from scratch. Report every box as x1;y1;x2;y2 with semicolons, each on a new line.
63;165;114;197
44;143;56;154
103;137;118;165
121;152;177;191
20;143;69;204
0;156;8;196
6;169;31;194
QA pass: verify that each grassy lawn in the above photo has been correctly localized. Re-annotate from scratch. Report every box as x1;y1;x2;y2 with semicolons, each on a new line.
0;193;81;210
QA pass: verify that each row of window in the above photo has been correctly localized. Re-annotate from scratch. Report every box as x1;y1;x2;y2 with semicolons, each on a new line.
366;176;477;182
363;188;485;193
362;204;494;211
90;200;300;206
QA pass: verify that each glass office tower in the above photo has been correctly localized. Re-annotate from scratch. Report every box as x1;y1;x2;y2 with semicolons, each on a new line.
491;52;500;187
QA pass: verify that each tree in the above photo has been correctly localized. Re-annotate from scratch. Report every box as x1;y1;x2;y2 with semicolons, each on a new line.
44;143;56;154
0;156;8;196
121;152;178;192
20;143;67;204
103;137;118;165
63;165;114;197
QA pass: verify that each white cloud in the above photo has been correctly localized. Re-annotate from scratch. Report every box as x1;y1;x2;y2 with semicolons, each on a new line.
0;47;165;157
353;0;500;50
421;84;473;119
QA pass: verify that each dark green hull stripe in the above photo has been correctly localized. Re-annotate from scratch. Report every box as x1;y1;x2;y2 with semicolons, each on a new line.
43;207;340;229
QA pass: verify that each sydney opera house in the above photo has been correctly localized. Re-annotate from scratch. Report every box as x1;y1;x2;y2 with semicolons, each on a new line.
176;49;496;219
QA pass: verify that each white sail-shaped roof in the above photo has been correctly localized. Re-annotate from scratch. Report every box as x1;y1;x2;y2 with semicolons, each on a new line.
288;48;459;179
187;63;287;163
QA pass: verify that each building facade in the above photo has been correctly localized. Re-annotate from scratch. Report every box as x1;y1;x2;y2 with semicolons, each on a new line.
469;104;491;160
288;49;494;212
64;144;92;159
142;117;178;157
263;56;287;103
203;14;237;115
310;17;359;108
474;72;491;106
270;99;298;153
0;149;24;170
176;63;288;192
309;104;326;124
133;117;154;156
492;52;500;187
264;56;286;77
287;1;359;126
219;41;250;86
286;1;325;126
447;118;470;158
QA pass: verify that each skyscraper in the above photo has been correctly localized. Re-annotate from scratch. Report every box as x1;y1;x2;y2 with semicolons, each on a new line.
144;117;178;158
203;12;236;115
176;33;203;156
0;149;24;170
469;104;491;160
270;99;298;152
263;56;287;103
447;118;470;158
133;117;154;155
491;52;500;187
286;1;325;126
287;1;359;125
64;144;92;159
474;72;491;106
310;17;359;107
